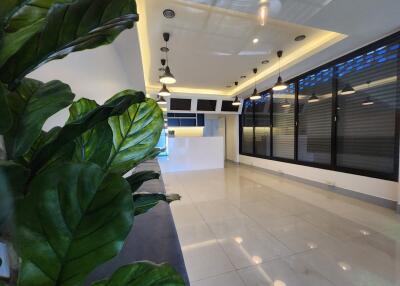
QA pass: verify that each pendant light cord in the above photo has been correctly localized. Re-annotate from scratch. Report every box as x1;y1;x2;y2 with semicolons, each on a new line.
278;56;281;77
165;41;169;65
254;69;257;90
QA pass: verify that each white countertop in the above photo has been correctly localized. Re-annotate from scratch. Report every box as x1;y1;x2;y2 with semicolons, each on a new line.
158;136;224;173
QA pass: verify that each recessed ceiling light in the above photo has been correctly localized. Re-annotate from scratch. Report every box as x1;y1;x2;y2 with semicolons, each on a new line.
163;9;175;19
338;262;351;271
262;59;269;64
295;35;306;42
253;38;259;44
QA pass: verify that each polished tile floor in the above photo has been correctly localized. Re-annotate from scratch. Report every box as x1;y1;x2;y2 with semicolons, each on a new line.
163;163;400;286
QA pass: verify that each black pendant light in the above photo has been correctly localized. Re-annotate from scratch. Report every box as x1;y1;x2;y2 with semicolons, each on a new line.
308;92;319;103
157;96;167;105
281;99;291;108
232;81;241;106
233;96;241;106
362;97;374;106
340;83;355;95
160;33;176;85
362;80;374;106
250;68;261;100
273;50;288;91
158;84;171;97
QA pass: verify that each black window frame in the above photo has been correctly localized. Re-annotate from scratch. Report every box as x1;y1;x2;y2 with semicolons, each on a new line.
239;31;400;182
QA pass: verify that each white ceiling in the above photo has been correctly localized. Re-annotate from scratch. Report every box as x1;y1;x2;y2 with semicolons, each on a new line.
133;0;400;98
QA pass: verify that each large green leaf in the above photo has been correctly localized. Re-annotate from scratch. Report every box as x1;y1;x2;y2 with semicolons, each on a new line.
2;0;76;32
0;160;29;196
0;160;29;237
0;0;18;25
31;91;144;173
0;18;45;68
0;83;12;133
68;98;113;167
0;0;138;86
4;78;74;159
91;262;185;286
107;98;163;175
133;193;181;216
126;171;160;193
20;127;75;176
23;127;62;164
15;163;134;286
0;0;77;68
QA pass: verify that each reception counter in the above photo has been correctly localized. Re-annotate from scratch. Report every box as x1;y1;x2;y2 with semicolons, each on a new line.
158;136;224;173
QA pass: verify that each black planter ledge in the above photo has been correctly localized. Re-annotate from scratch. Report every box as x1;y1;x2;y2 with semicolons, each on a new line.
85;160;190;285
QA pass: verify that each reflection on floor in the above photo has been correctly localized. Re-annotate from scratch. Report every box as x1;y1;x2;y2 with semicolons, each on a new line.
162;163;400;286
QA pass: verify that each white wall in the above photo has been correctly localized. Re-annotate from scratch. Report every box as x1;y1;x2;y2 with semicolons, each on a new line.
225;115;239;163
203;114;221;137
28;28;144;130
240;155;398;203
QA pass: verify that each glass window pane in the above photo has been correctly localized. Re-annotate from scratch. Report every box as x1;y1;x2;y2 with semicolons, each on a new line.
241;99;254;154
336;42;399;175
273;83;295;159
298;68;333;164
254;91;272;157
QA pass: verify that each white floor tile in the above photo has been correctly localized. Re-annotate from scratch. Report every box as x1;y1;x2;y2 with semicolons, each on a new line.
162;164;400;286
191;271;245;286
208;217;292;269
182;241;235;282
238;258;335;286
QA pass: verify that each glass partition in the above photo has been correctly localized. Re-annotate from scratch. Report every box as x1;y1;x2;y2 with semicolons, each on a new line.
298;68;333;165
239;33;399;181
273;83;295;159
241;99;254;154
254;91;272;157
336;42;399;175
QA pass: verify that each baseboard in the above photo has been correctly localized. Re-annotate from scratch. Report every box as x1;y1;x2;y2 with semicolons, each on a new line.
240;162;398;211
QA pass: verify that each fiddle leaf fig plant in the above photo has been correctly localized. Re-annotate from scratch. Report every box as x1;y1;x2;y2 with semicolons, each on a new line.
0;0;185;285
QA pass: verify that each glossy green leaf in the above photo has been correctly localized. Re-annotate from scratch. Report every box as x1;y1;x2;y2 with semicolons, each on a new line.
0;0;77;68
0;0;138;86
126;171;160;193
15;163;134;286
0;18;45;68
107;98;163;175
31;91;144;173
91;262;185;286
134;148;162;167
0;160;29;195
0;160;29;237
20;127;75;176
68;98;113;167
3;0;76;32
23;127;62;164
133;193;181;216
0;83;12;133
4;78;74;159
0;0;18;26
